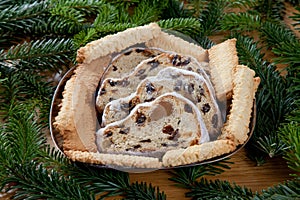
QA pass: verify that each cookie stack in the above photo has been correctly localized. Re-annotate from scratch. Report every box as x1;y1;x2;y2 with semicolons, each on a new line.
53;23;260;169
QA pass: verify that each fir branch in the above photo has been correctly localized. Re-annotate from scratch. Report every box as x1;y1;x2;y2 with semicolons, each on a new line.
157;18;201;37
0;1;49;34
194;34;215;49
169;159;232;188
260;21;298;50
254;0;286;22
73;28;99;49
51;0;105;16
233;34;266;72
2;103;47;164
159;0;193;19
0;71;26;116
49;5;86;35
37;146;71;170
253;178;300;200
92;3;118;26
66;163;130;198
94;22;137;37
186;178;254;200
129;1;160;25
228;0;258;9
272;42;300;67
122;182;166;200
5;161;94;200
0;38;74;71
289;6;300;30
221;12;261;32
199;0;228;36
279;122;300;173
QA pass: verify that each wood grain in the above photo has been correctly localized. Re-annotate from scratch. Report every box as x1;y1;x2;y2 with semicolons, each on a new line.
129;149;296;199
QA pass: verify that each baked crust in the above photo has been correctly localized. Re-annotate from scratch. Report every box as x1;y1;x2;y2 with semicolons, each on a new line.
65;150;162;169
54;55;111;152
162;139;236;167
53;75;87;151
76;23;161;64
208;39;239;100
219;65;260;145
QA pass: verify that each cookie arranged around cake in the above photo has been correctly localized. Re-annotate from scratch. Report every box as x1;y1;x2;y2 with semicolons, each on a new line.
52;23;260;170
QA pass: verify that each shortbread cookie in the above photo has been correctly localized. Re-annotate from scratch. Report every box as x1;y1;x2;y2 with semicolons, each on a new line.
219;65;260;146
102;67;223;140
53;75;87;151
96;52;210;114
101;47;164;81
53;56;111;152
65;150;162;169
77;23;161;63
208;39;239;100
162;139;236;167
96;92;210;158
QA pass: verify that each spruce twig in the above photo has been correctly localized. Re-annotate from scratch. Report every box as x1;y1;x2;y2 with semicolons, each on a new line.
122;182;166;200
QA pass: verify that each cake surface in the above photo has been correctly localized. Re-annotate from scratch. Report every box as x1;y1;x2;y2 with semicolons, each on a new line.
96;92;210;158
96;52;211;114
102;67;223;140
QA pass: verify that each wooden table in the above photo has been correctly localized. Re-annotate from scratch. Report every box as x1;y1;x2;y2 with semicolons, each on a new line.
129;149;295;199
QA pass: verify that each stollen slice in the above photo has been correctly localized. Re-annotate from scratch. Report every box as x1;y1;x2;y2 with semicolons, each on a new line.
96;52;210;115
96;92;210;158
102;67;223;140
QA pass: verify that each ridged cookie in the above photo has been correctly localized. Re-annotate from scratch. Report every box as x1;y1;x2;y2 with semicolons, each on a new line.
96;92;210;158
102;67;223;140
96;52;210;115
219;65;260;145
208;39;239;100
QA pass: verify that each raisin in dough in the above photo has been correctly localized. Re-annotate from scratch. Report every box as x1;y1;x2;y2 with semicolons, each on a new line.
96;92;210;158
102;67;222;140
96;52;210;114
101;47;164;81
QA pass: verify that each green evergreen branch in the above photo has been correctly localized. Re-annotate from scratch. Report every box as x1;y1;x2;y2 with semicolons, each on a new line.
199;0;228;36
157;18;201;37
254;0;285;22
289;6;300;30
51;0;105;16
129;1;160;25
253;178;300;199
186;178;254;200
221;12;261;31
3;103;47;164
279;122;300;173
159;0;193;19
260;21;298;50
122;182;166;200
0;38;74;71
194;34;215;49
6;161;94;200
49;6;86;35
0;1;49;34
66;163;130;198
169;159;232;188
